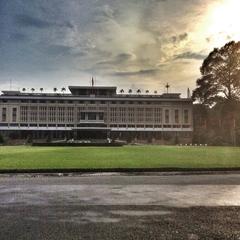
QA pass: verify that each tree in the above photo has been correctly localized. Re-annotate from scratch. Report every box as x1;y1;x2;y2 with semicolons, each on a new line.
61;87;66;94
31;88;35;93
192;41;240;106
40;88;44;93
137;89;141;94
120;89;124;94
53;88;58;93
146;90;149;94
22;88;26;92
128;89;132;94
154;90;157;94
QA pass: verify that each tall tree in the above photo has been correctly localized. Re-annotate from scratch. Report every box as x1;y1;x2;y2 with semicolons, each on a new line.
192;41;240;106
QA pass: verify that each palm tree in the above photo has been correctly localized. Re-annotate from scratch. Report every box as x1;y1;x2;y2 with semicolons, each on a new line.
154;90;157;94
61;87;66;94
53;88;58;93
40;88;43;93
128;89;132;94
146;90;149;94
22;88;26;92
137;89;141;94
31;88;35;93
120;89;124;94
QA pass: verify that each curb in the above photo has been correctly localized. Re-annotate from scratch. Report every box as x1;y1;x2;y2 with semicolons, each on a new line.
1;168;240;175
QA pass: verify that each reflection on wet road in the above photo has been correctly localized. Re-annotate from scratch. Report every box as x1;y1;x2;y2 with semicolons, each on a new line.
1;174;240;207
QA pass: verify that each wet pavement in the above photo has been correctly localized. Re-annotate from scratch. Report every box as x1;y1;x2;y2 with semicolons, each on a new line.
0;173;240;239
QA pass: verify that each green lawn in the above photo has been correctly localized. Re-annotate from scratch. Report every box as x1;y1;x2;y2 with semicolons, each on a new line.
0;145;240;170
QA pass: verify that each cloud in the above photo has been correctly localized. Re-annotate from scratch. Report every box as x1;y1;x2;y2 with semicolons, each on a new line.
16;14;74;29
97;53;135;65
112;68;159;77
174;51;206;60
46;44;73;56
9;32;28;42
171;33;188;44
16;14;52;28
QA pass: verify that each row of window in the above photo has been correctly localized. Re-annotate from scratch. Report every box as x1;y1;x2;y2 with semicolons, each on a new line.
0;99;179;105
0;123;191;129
1;107;190;124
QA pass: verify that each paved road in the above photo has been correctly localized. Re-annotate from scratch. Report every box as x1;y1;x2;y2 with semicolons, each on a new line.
0;173;240;239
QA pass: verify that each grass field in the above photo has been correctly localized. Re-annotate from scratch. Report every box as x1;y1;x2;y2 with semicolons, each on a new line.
0;145;240;170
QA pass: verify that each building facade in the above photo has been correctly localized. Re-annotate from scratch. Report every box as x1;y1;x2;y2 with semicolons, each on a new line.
0;86;193;144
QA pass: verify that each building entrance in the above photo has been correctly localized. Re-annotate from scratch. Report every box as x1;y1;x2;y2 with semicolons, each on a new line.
73;129;110;140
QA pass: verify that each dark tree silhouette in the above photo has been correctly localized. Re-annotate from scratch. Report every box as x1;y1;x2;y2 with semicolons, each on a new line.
40;88;43;93
193;41;240;106
137;89;141;94
22;88;26;92
31;88;35;93
53;88;58;93
120;89;124;93
128;89;132;94
61;87;66;94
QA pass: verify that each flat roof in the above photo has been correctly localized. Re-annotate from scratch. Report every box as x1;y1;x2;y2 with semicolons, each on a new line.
69;86;117;90
0;86;191;101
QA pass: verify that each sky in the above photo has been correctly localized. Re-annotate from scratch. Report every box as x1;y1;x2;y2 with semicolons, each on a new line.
1;0;240;95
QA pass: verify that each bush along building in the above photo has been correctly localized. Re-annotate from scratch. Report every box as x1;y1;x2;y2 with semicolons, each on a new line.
0;84;193;144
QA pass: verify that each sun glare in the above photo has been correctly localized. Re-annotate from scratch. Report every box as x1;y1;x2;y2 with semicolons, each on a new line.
206;0;240;46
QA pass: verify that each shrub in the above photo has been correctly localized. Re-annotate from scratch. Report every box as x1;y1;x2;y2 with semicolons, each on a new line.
0;133;4;144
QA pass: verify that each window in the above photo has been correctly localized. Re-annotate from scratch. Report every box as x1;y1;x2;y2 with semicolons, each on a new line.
2;108;6;122
110;107;118;122
58;107;65;122
80;112;85;120
146;108;153;123
154;108;162;123
99;112;104;120
165;109;169;124
49;107;56;122
137;108;144;122
67;107;74;122
12;108;17;122
184;109;189;124
175;109;179;124
88;112;97;120
118;107;126;123
39;106;47;122
30;106;38;122
128;107;135;123
20;106;28;122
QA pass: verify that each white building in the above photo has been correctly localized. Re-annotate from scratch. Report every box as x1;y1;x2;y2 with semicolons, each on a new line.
0;85;193;144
